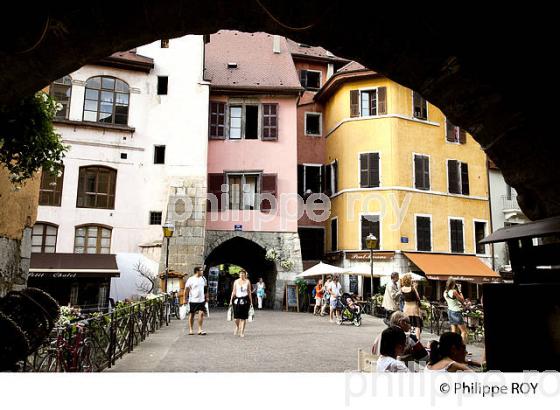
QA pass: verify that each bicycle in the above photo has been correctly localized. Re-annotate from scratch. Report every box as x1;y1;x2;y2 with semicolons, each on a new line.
38;323;93;372
169;291;180;320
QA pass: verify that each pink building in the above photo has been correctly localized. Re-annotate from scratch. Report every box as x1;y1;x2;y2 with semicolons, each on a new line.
204;31;304;308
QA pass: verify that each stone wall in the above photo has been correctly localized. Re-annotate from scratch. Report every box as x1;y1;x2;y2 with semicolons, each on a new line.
205;230;303;309
160;177;207;281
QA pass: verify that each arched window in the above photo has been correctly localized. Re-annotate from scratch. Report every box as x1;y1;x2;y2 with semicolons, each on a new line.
74;224;112;254
83;76;129;125
76;166;117;209
50;75;72;119
32;222;58;253
39;166;64;206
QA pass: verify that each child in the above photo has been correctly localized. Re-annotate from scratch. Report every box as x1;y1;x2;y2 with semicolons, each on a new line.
376;326;409;372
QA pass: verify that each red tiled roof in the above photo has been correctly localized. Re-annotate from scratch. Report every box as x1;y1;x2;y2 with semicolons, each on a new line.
286;38;348;63
97;50;154;73
337;60;371;73
205;30;303;92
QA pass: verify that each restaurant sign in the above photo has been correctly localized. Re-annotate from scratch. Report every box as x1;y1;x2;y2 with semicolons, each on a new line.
29;272;78;279
345;251;395;261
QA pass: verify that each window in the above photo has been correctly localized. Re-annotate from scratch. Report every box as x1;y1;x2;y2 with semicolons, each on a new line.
361;215;381;250
324;161;338;196
77;166;117;209
412;91;428;120
447;160;469;195
83;76;129;125
305;112;321;136
414;154;430;190
120;153;127;159
360;153;380;188
50;76;72;120
150;211;163;225
299;228;324;260
154;145;166;164
350;87;387;118
298;165;322;196
157;76;168;95
74;225;112;254
227;173;260;210
449;219;464;253
209;101;226;139
475;221;487;254
446;119;466;143
161;39;169;48
31;223;58;253
209;102;278;140
416;216;432;251
300;70;321;90
330;219;338;251
39;167;64;206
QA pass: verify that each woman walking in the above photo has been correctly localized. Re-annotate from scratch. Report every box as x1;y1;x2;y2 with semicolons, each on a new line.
400;273;423;342
444;278;468;346
321;275;332;316
313;279;324;316
230;269;253;337
256;277;266;310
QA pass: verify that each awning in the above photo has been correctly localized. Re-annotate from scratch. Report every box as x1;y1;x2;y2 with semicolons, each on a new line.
29;253;120;279
404;252;501;283
296;262;348;278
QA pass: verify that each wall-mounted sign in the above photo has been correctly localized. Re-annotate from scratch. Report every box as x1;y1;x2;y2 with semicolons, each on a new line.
346;251;395;261
29;272;78;279
401;237;409;243
234;224;243;231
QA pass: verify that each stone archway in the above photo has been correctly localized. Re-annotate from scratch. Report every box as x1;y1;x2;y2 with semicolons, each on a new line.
1;3;557;219
205;231;303;309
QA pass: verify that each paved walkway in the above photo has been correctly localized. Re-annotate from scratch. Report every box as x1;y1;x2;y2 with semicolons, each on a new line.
105;309;483;372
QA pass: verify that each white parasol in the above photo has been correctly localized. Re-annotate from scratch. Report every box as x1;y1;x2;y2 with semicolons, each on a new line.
295;262;348;278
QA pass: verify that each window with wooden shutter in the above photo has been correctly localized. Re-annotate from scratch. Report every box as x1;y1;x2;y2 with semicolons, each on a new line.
459;129;467;144
262;103;278;140
475;221;487;254
350;90;360;117
207;173;225;212
416;216;431;251
260;174;277;211
360;153;380;188
332;160;338;194
447;160;460;194
414;155;430;190
446;119;456;142
209;101;226;139
460;163;469;195
330;219;338;251
377;87;387;115
412;91;427;120
450;219;464;253
324;164;332;196
361;215;380;250
297;164;305;197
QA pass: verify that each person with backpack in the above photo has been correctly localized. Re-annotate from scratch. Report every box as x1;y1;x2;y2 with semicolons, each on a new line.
313;279;324;316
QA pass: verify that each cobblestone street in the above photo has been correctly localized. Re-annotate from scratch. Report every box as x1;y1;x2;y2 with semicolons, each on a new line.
106;309;483;372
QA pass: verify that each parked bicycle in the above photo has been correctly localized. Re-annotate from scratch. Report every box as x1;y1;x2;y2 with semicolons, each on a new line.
38;322;93;372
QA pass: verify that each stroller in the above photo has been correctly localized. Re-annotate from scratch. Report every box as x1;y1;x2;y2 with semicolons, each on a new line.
336;293;362;327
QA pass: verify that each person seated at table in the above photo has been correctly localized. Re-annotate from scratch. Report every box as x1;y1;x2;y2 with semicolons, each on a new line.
425;332;476;372
372;312;428;362
376;326;409;372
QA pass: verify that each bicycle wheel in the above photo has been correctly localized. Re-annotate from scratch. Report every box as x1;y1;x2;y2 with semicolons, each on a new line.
173;305;180;320
37;353;59;372
78;341;94;372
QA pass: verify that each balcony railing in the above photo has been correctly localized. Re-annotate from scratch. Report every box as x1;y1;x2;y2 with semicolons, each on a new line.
502;194;520;211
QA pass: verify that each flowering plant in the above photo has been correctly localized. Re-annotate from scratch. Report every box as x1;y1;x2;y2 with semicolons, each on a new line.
280;259;294;270
265;248;278;261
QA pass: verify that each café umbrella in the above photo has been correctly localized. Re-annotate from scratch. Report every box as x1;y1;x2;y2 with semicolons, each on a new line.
295;262;348;278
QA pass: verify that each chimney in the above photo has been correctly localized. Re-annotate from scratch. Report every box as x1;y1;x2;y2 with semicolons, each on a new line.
272;35;281;54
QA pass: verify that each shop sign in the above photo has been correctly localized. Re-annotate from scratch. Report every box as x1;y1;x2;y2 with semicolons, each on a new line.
29;272;78;279
346;251;395;261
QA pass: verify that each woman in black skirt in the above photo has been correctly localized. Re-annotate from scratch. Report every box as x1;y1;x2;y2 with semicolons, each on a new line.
230;269;253;337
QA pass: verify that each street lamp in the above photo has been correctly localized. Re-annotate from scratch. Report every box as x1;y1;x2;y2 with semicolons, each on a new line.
162;221;175;294
365;233;378;297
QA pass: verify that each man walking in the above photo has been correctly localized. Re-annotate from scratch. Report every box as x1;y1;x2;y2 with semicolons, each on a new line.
382;272;401;325
329;276;342;323
185;266;208;335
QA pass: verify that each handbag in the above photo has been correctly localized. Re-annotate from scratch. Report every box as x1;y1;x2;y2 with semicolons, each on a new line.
248;305;255;322
227;306;233;321
179;304;188;320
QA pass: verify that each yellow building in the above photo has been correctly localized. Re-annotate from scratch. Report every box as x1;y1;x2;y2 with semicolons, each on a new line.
315;62;499;300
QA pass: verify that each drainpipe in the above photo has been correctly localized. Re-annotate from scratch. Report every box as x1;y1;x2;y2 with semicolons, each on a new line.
486;158;496;271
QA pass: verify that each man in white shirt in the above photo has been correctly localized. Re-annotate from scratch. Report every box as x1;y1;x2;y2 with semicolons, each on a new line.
185;266;208;335
382;272;401;324
329;276;342;323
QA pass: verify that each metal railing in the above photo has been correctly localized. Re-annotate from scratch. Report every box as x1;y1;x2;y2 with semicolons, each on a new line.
502;194;520;211
21;295;169;372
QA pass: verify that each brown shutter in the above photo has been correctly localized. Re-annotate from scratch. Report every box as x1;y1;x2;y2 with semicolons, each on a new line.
299;70;307;88
324;164;332;196
260;174;277;211
207;173;224;211
414;155;422;189
209;101;226;140
262;103;278;141
459;128;467;144
297;164;305;197
446;119;455;142
448;160;460;194
369;153;380;187
377;87;387;115
350;90;360;117
332;160;338;193
360;154;369;188
423;156;430;190
460;162;469;195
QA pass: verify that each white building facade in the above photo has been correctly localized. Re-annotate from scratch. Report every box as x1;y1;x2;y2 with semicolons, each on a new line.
32;36;209;307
